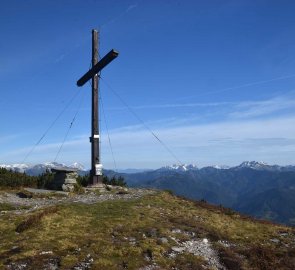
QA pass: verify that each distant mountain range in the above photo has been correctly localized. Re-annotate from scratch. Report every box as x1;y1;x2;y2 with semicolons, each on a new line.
104;161;295;226
2;160;295;225
2;160;295;175
157;161;295;172
0;162;86;176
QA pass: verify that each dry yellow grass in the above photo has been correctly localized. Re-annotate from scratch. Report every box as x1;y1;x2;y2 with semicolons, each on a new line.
0;191;294;269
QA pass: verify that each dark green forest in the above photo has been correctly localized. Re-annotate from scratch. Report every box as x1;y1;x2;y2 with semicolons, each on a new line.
0;168;39;188
77;174;126;187
0;168;126;189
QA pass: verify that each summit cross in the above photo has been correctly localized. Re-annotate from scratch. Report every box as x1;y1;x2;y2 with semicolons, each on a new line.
77;29;119;185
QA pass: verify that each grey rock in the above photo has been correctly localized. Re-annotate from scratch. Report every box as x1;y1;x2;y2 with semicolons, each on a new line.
171;228;182;234
146;228;157;237
158;237;168;244
171;246;185;253
270;238;280;243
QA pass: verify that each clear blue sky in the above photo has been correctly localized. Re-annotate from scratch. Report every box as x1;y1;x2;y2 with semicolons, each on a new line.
1;0;295;169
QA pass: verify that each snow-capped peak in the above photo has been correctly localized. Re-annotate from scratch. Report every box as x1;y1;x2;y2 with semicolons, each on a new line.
0;163;30;173
0;162;86;175
0;163;29;169
159;164;198;172
236;161;270;170
210;165;230;169
43;161;66;168
69;162;85;171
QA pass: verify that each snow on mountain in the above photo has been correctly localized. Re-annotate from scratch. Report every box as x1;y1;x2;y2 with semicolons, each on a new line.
238;161;268;168
0;162;87;176
233;161;283;171
2;161;295;175
157;161;291;172
158;164;198;172
185;164;199;170
210;165;230;169
0;163;30;173
69;162;85;171
44;162;66;168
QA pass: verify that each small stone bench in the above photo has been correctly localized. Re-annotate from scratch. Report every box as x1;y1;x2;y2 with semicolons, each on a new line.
50;167;78;192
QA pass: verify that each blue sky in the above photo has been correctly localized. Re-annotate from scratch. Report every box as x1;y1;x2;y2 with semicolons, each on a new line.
1;0;295;169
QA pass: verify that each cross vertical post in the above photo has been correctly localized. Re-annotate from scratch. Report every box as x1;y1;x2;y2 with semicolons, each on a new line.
77;29;118;187
91;29;101;185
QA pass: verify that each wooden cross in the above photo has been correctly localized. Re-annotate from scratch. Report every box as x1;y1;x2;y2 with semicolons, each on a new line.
77;29;119;186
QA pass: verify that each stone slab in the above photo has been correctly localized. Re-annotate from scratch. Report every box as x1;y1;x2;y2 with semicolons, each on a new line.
24;188;69;195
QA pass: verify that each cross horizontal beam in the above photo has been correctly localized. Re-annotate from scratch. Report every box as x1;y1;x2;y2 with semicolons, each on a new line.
77;49;119;87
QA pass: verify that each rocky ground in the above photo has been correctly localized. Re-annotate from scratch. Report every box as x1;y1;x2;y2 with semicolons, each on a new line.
0;188;226;269
0;187;294;269
0;187;155;215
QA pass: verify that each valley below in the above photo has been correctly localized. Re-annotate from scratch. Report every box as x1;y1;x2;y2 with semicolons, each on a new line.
106;162;295;226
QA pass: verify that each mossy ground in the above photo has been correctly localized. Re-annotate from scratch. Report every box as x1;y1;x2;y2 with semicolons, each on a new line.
0;190;294;269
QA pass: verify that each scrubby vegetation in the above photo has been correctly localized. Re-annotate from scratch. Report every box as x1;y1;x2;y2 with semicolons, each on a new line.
0;168;38;188
0;191;294;269
15;206;58;233
0;168;55;189
1;168;294;268
103;175;126;187
77;174;126;187
37;169;55;189
0;168;126;189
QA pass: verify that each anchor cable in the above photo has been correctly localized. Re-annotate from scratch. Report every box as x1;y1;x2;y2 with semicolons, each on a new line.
100;77;183;165
22;88;82;163
54;91;86;162
100;88;118;172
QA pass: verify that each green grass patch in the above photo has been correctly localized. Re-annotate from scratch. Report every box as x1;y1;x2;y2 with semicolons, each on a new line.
15;206;59;233
0;191;294;269
0;203;30;212
0;203;18;211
